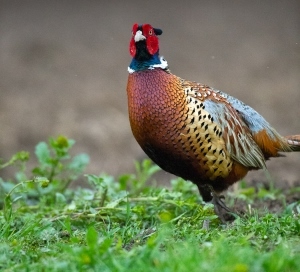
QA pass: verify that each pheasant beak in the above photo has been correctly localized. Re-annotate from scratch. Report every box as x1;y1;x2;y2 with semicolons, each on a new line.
134;30;146;42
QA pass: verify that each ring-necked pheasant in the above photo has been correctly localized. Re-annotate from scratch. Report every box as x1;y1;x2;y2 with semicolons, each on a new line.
126;23;300;222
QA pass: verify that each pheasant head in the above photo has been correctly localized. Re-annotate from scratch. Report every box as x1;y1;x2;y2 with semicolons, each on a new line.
128;23;168;73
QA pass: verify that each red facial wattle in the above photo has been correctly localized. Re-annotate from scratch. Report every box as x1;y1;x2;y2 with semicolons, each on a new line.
129;23;139;57
146;35;159;55
142;24;159;55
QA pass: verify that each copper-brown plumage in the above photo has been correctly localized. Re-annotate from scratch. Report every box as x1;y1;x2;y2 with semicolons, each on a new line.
127;23;300;220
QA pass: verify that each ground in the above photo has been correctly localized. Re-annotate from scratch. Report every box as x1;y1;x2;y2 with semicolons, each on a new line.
1;1;300;192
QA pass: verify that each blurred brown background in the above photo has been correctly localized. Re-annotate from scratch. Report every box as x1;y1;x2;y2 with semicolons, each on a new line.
1;0;299;187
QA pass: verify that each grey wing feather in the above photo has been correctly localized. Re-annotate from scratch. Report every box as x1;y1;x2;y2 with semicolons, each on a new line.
203;96;267;169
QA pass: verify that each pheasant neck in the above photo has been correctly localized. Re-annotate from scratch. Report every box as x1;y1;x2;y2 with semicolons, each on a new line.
128;53;168;74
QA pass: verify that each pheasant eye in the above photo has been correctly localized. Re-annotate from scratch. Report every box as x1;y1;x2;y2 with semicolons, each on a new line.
149;29;153;35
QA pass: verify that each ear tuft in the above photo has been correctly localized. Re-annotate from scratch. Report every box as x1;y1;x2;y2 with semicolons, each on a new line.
153;28;163;35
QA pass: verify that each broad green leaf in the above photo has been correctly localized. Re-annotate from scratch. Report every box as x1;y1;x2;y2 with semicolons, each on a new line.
68;153;90;173
35;142;51;165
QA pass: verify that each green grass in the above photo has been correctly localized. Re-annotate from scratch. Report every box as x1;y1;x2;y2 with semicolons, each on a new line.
0;136;300;272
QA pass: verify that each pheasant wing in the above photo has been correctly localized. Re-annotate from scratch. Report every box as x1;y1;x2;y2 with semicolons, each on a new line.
183;82;266;169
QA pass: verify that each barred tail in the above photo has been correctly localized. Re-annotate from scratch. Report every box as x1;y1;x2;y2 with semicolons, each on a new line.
284;135;300;151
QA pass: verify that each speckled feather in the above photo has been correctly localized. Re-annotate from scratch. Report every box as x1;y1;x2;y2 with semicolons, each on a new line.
127;23;300;201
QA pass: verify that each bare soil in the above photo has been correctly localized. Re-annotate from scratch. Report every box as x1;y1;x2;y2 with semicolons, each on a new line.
230;180;300;216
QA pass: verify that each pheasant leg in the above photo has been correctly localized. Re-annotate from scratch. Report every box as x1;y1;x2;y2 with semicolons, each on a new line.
200;184;235;223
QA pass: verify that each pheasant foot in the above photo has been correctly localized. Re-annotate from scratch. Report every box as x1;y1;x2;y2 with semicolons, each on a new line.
205;185;236;223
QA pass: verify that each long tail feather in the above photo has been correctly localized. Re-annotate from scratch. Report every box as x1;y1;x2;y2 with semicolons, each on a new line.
284;135;300;151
